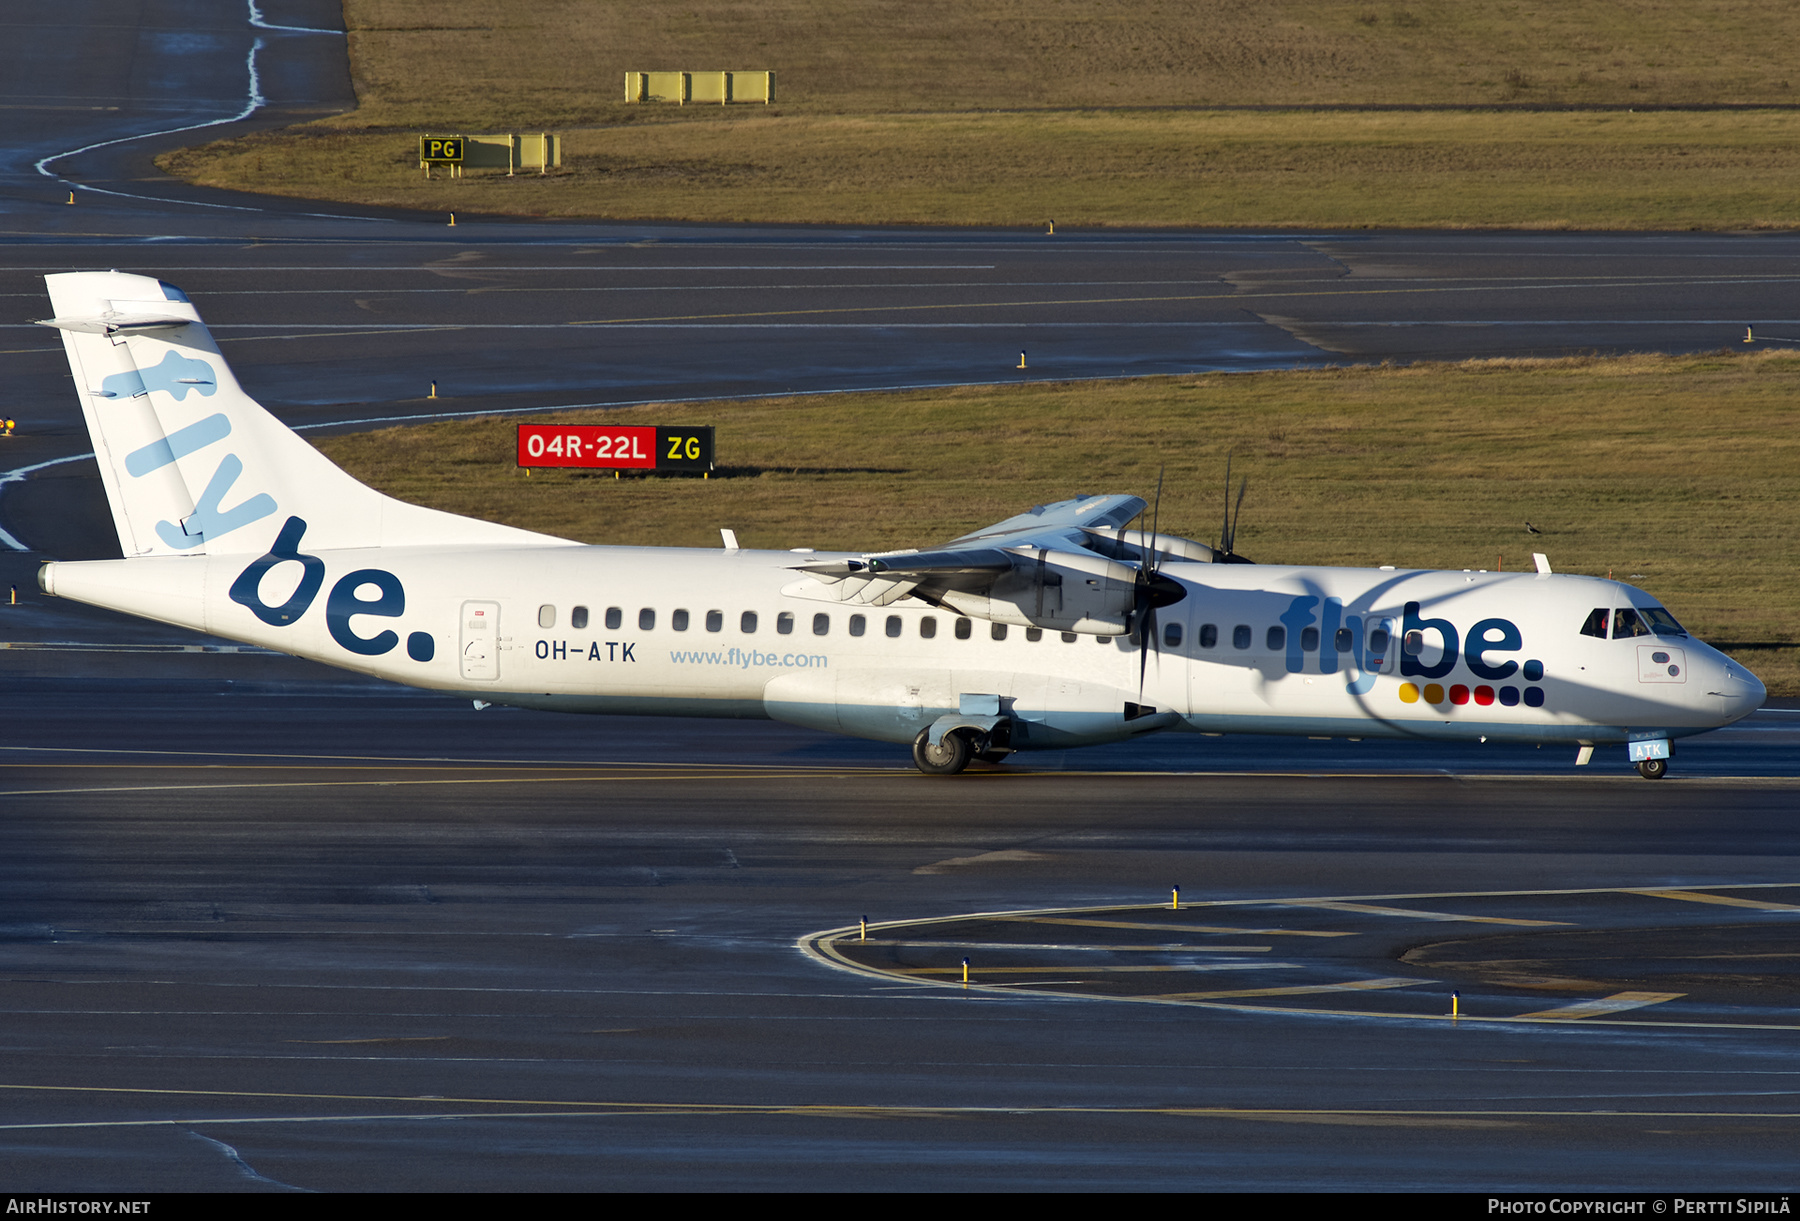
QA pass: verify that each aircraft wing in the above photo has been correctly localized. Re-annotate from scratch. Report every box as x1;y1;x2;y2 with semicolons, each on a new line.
945;494;1147;547
789;494;1188;635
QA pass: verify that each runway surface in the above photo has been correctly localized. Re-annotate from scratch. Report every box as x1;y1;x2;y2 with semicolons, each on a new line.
0;0;1796;1192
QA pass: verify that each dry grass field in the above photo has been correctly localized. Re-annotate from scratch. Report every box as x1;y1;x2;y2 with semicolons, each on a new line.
316;351;1800;693
157;1;1800;228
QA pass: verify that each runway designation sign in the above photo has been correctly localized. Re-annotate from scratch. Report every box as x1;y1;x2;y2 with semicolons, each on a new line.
517;425;714;472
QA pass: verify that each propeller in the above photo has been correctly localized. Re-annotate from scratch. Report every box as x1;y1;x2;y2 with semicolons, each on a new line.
1130;467;1186;707
1215;455;1253;564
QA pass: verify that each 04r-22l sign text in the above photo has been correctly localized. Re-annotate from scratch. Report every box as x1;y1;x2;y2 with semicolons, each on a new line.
516;425;714;472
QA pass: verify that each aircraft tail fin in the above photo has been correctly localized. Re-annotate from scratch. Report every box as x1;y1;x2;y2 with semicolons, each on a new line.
40;271;564;558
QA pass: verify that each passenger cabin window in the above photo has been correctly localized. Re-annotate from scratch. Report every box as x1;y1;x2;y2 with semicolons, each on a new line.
777;611;794;635
1199;624;1218;649
920;617;937;639
639;608;656;631
605;607;622;630
741;611;758;634
705;610;723;632
671;609;690;632
955;617;972;640
991;624;1008;641
1403;629;1425;655
812;613;830;636
849;614;866;637
1334;627;1352;653
1233;625;1252;650
885;615;902;638
1369;628;1390;658
1164;622;1183;648
571;606;589;630
1300;626;1319;652
1580;608;1610;639
538;604;556;629
1266;625;1286;651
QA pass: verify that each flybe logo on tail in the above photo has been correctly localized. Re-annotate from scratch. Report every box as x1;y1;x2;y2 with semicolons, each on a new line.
111;357;274;550
229;517;436;664
99;351;216;401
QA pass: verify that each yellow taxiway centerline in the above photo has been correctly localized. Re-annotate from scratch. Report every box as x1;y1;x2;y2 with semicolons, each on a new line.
1627;888;1800;912
1283;900;1570;927
1516;992;1687;1020
990;916;1352;937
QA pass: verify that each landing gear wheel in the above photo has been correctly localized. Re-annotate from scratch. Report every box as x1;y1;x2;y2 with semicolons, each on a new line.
1637;758;1668;780
912;728;972;775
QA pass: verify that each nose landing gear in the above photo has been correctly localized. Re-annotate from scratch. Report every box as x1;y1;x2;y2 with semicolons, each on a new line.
1629;737;1672;780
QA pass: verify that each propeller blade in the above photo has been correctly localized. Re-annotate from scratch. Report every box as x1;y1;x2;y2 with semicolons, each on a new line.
1138;599;1155;700
1137;464;1169;701
1149;464;1165;571
1229;475;1248;555
1219;455;1233;555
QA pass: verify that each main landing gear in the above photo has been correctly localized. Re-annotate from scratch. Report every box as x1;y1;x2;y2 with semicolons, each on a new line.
911;728;1006;775
912;728;971;775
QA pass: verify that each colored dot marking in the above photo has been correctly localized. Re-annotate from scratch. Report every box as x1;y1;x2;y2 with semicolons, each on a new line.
1423;683;1445;704
1449;684;1470;705
1398;683;1420;703
1474;686;1495;706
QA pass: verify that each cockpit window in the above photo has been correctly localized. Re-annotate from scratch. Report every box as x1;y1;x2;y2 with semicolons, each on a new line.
1606;605;1685;640
1580;608;1609;638
1637;605;1687;637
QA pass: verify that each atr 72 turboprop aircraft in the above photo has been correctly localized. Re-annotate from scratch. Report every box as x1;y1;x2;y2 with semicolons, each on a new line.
34;272;1765;777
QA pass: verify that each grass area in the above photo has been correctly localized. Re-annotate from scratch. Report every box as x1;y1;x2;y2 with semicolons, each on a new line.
164;109;1800;229
314;351;1800;693
154;1;1800;228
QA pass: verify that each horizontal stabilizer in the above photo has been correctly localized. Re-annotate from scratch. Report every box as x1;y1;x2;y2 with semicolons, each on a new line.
38;312;195;335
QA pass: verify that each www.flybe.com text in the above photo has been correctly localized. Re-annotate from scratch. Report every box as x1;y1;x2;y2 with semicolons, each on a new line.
670;647;829;669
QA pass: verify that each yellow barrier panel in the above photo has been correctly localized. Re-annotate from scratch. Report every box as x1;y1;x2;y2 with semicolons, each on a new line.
418;134;561;177
626;71;773;105
729;71;774;104
515;133;561;172
689;72;727;105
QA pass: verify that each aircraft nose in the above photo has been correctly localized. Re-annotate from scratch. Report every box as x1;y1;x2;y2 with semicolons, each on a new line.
1713;658;1766;722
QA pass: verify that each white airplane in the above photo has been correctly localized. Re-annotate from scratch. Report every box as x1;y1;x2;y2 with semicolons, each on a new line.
33;272;1765;778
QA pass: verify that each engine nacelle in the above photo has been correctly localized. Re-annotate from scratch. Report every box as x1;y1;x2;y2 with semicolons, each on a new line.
938;547;1139;635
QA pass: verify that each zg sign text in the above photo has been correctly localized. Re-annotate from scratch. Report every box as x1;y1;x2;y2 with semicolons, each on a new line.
517;425;714;472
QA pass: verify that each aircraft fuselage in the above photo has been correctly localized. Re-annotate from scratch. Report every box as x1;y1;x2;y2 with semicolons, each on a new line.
40;540;1763;755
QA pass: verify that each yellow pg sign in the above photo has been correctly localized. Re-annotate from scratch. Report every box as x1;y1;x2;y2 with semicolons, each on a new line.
419;137;465;164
